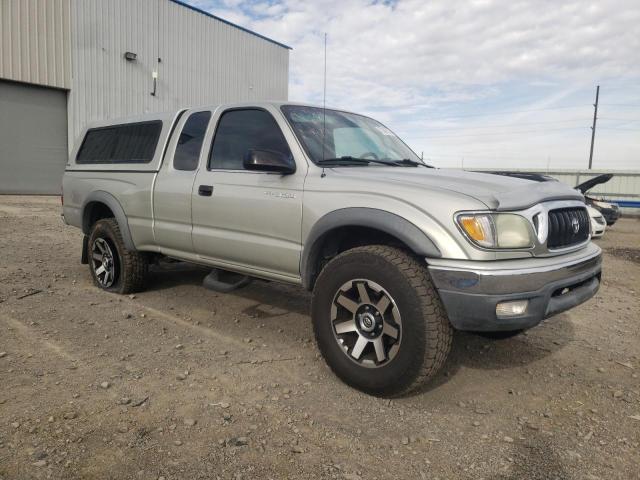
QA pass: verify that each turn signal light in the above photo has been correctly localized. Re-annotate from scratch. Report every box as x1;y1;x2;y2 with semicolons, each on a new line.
458;214;495;247
460;216;485;241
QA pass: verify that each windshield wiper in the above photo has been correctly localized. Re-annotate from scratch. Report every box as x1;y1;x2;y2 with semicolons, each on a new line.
317;156;400;167
386;158;433;168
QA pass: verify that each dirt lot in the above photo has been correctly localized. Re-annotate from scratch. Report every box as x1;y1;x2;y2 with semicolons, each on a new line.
1;196;639;480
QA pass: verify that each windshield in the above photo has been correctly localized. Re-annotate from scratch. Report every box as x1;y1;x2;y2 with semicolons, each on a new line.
281;105;423;166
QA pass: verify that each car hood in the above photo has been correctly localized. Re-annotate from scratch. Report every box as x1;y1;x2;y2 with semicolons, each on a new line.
575;173;613;193
587;205;603;217
331;167;584;211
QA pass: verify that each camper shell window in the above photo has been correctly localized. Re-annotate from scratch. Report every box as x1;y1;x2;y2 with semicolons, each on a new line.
76;121;162;164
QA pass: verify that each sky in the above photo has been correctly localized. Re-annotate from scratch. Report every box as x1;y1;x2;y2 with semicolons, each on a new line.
186;0;640;170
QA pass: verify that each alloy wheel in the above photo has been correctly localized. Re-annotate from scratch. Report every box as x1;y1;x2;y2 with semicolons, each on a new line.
330;279;402;368
91;237;117;287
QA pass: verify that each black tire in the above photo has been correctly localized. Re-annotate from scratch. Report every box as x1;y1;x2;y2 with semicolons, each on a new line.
87;218;148;294
473;330;524;340
311;245;453;397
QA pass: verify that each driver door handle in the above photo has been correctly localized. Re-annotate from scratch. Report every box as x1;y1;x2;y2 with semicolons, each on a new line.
198;185;214;197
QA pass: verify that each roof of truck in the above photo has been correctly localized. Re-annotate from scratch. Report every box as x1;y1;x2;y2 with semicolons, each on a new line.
82;102;357;130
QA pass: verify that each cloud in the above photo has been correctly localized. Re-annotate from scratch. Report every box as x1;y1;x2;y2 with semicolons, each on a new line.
192;0;640;169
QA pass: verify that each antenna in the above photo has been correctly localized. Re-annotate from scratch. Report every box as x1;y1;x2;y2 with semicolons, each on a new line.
321;32;327;178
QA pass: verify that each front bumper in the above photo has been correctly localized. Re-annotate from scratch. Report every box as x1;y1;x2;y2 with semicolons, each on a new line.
428;243;602;332
601;207;620;225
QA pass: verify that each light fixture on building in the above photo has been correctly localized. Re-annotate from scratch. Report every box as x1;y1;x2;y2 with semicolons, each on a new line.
151;70;158;96
124;51;137;61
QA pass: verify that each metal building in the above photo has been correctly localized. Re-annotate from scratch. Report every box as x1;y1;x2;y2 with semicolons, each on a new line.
0;0;290;194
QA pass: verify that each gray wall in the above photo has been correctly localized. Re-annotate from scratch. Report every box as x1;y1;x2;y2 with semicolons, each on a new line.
67;0;290;150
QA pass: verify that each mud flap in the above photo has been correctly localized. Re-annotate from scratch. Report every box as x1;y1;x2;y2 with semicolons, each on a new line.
81;235;89;264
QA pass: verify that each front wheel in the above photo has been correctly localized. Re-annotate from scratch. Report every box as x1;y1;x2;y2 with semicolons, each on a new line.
311;245;453;396
87;218;148;294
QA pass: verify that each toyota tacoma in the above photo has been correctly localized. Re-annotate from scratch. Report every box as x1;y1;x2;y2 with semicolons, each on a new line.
62;102;602;396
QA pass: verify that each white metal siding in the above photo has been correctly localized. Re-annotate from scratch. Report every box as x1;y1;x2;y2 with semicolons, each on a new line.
0;0;71;89
68;0;289;149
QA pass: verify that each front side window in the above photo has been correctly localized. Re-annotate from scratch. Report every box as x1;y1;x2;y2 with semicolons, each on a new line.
281;105;421;166
173;111;211;171
76;121;162;164
209;109;291;170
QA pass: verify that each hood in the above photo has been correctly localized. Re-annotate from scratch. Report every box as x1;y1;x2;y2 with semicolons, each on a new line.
587;205;603;217
330;167;584;211
588;198;616;209
576;173;613;193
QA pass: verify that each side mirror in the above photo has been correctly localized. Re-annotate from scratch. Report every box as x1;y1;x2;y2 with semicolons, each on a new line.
243;149;295;174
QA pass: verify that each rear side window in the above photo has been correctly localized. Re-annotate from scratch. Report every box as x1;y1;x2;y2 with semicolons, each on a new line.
76;121;162;164
173;112;211;171
209;109;291;170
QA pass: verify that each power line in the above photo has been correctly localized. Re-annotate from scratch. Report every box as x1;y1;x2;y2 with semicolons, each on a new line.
597;117;640;121
599;103;640;108
401;118;589;133
424;152;556;160
418;104;591;120
406;126;589;140
397;118;638;138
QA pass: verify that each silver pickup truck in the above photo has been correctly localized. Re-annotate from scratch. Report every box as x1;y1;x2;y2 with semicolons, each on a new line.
62;102;602;396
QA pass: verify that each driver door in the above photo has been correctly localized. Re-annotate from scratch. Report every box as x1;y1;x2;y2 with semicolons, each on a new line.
191;106;306;281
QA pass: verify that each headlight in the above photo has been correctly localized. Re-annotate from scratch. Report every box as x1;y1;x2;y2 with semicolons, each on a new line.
593;200;612;209
457;213;534;249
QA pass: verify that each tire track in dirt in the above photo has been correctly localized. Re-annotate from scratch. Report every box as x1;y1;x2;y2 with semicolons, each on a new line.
1;313;78;363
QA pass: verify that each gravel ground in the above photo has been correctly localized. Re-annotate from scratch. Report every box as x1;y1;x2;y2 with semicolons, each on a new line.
0;195;638;480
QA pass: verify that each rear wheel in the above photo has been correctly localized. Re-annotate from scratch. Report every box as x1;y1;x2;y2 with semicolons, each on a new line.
311;245;452;396
88;218;148;294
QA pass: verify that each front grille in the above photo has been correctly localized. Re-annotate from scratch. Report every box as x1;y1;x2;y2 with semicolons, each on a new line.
547;207;590;249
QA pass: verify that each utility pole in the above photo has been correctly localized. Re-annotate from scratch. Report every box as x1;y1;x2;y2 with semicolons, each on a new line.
588;85;600;169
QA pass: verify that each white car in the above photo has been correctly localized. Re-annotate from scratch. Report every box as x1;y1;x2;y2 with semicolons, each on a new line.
588;205;606;238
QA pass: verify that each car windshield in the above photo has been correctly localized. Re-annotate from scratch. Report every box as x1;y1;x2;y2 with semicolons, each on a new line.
281;105;425;166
